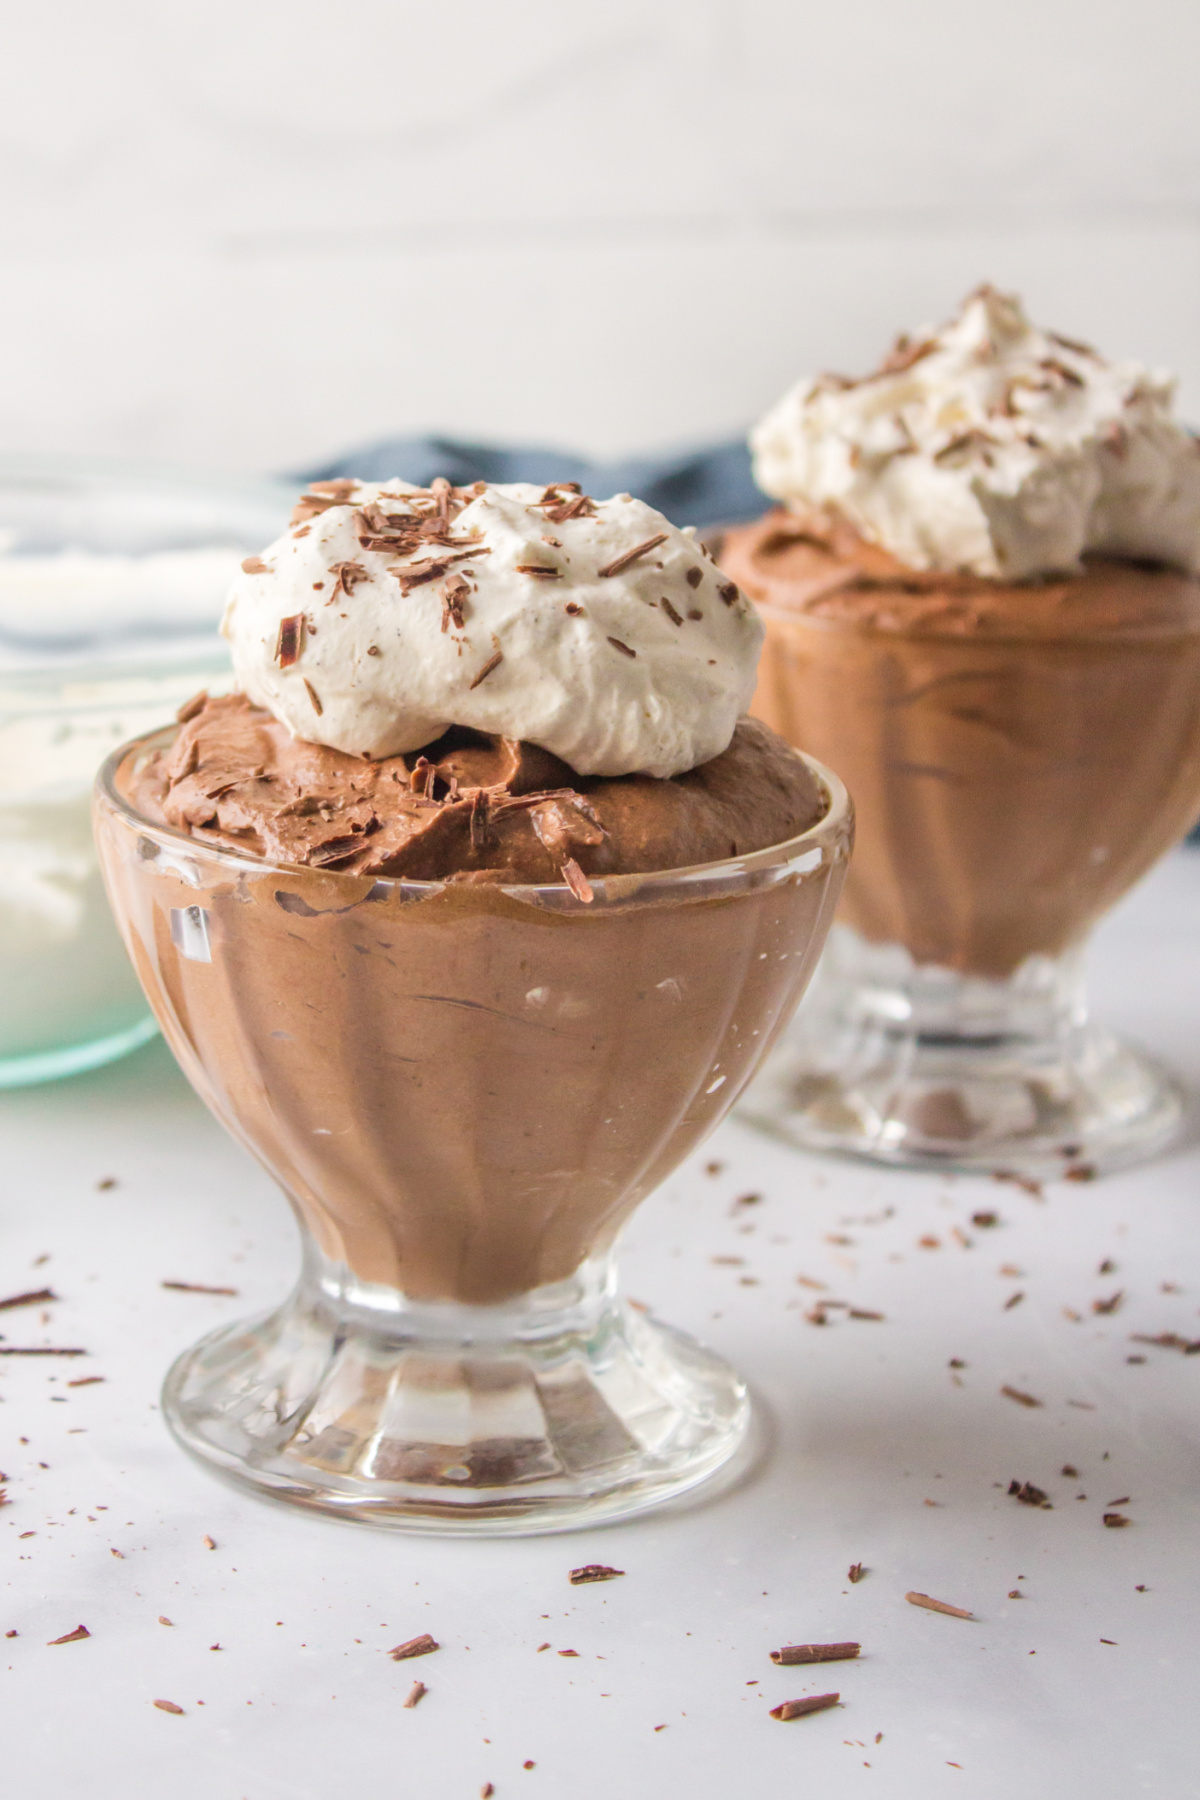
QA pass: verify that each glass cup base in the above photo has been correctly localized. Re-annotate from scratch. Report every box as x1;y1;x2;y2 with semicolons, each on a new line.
738;927;1184;1175
161;1255;750;1537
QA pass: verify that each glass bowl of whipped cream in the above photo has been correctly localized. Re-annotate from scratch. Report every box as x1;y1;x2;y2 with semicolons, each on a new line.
0;457;294;1087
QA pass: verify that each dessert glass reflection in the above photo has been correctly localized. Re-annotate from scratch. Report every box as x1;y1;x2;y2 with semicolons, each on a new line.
93;477;850;1531
723;289;1200;1172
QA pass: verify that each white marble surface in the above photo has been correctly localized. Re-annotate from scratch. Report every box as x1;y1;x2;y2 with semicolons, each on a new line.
3;849;1200;1799
1;2;1199;471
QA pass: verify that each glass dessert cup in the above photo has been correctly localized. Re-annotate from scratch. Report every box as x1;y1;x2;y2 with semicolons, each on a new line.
94;728;850;1534
738;594;1200;1175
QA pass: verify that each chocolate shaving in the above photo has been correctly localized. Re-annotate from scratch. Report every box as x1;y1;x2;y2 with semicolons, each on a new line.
906;1592;973;1620
162;1281;239;1296
536;483;597;524
718;581;739;607
329;560;370;599
607;637;636;658
389;1633;439;1661
877;333;937;376
469;789;491;851
569;1564;624;1585
441;575;470;632
1001;1385;1042;1408
660;597;683;626
302;679;324;716
275;614;305;668
469;648;504;689
0;1288;56;1313
565;602;583;616
1093;1291;1124;1315
153;1699;184;1715
403;1681;427;1709
0;1347;86;1356
66;1376;104;1387
771;1642;860;1665
597;534;667;578
770;1693;839;1721
515;564;561;579
685;565;703;589
241;556;270;575
1103;1512;1131;1528
1129;1331;1200;1355
48;1625;90;1645
560;857;594;904
848;1563;865;1584
1009;1479;1051;1509
394;548;489;595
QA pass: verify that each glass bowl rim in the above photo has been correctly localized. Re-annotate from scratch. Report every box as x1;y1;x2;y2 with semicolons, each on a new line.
96;722;853;903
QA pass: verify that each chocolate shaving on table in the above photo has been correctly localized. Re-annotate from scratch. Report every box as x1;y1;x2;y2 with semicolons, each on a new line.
403;1681;427;1709
469;648;504;689
1093;1290;1124;1315
0;1288;56;1313
1001;1385;1042;1408
569;1564;624;1585
67;1376;104;1387
1130;1331;1200;1354
0;1347;86;1356
48;1625;90;1645
597;534;667;578
848;1563;865;1584
275;614;305;668
162;1281;239;1296
1009;1479;1051;1508
561;857;594;904
906;1592;974;1619
153;1699;184;1715
771;1642;860;1665
770;1693;840;1721
1103;1512;1131;1528
241;556;271;575
389;1633;439;1660
607;637;636;658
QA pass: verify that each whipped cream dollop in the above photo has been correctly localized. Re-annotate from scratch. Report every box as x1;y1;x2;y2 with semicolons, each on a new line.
222;479;761;778
751;286;1200;580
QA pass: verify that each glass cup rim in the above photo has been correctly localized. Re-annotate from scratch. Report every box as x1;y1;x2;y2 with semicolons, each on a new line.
96;721;853;902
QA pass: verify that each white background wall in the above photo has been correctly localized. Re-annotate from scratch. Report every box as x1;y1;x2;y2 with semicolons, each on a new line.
1;0;1198;475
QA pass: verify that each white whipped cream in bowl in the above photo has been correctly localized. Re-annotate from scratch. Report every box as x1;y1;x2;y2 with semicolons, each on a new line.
751;285;1200;580
224;479;763;777
0;458;293;1083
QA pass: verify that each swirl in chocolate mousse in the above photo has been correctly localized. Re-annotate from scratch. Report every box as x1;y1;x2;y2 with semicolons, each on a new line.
725;289;1200;979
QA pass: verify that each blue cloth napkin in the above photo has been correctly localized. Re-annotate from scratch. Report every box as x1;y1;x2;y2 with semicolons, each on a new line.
301;435;763;529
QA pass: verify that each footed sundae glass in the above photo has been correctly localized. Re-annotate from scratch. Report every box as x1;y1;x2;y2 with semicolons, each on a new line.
739;593;1200;1174
95;726;850;1534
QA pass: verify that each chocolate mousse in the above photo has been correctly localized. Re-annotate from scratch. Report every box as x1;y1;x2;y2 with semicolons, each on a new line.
723;288;1200;980
128;693;826;888
100;480;848;1306
719;507;1200;976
